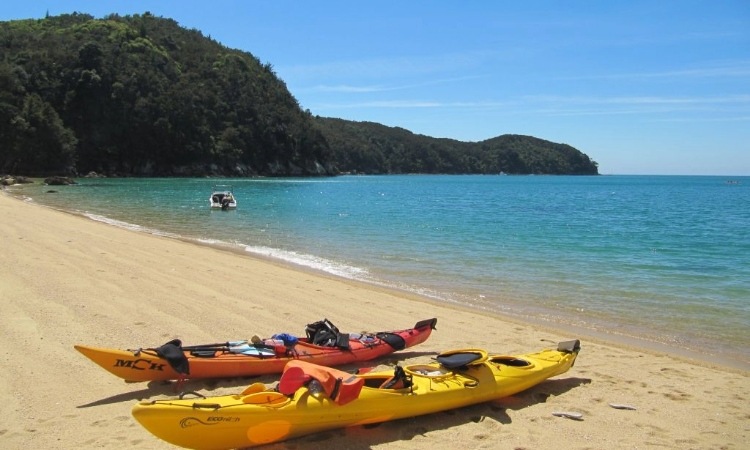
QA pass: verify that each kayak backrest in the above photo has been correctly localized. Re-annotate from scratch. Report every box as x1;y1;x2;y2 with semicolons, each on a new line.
379;365;412;389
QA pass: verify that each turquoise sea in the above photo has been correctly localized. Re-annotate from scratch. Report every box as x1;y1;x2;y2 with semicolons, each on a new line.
10;175;750;369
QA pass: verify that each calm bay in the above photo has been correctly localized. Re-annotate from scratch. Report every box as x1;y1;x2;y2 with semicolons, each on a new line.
11;174;749;369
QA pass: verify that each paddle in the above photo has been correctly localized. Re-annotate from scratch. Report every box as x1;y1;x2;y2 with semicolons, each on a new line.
161;340;249;352
145;339;282;358
241;382;267;395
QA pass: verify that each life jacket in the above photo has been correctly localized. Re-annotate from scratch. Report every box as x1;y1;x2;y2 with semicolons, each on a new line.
278;360;364;405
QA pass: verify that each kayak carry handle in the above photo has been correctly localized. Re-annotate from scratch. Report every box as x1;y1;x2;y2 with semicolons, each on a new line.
191;403;221;410
179;391;206;400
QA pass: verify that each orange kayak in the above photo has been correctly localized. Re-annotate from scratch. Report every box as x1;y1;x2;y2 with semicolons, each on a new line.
75;318;437;382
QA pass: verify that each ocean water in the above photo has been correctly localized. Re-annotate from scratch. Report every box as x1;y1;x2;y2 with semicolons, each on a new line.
11;175;750;369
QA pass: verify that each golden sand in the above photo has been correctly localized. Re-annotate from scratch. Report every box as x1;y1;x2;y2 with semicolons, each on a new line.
0;193;747;449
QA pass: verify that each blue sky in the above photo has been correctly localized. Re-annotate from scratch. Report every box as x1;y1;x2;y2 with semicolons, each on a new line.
2;1;749;175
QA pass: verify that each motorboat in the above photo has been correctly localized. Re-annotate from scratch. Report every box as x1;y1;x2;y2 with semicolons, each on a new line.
210;185;236;210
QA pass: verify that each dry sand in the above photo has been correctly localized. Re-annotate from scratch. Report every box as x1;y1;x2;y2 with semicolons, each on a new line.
0;192;747;449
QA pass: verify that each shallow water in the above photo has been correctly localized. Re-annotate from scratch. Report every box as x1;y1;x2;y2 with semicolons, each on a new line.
12;175;750;369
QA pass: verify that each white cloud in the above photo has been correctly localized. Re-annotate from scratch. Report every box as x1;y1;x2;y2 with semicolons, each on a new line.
560;61;750;81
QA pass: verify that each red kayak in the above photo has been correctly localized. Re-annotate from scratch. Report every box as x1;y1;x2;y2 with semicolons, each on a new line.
75;318;437;382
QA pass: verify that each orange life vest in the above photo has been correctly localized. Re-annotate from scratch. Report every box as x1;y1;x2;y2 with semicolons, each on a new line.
278;360;364;405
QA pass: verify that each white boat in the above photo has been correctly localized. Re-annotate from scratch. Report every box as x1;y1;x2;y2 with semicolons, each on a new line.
209;185;237;210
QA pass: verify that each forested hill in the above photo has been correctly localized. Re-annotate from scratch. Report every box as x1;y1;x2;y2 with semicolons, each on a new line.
1;13;599;177
315;118;598;175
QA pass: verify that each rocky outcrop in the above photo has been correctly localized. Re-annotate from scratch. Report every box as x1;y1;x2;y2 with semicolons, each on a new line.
1;175;34;186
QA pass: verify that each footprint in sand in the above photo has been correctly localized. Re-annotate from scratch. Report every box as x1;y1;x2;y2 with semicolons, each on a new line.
658;367;689;377
663;391;692;401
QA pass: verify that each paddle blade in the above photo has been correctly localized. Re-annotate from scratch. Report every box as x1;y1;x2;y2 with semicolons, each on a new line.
241;382;267;395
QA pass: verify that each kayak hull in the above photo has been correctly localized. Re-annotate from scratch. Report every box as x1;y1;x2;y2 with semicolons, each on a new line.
75;318;437;381
132;340;581;449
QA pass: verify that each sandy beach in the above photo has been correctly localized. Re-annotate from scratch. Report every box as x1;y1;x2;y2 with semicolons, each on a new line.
0;192;747;449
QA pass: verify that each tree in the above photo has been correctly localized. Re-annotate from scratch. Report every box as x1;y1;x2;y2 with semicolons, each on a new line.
12;93;77;174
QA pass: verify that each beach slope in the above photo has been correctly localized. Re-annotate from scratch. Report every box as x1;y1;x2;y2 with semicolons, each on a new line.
0;193;746;449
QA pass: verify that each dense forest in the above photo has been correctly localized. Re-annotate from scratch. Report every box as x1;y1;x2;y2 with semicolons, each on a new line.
0;13;598;177
318;118;598;175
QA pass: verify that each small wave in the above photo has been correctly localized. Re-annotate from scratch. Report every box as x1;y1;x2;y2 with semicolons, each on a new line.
243;245;369;279
243;178;348;184
196;237;227;245
83;213;179;238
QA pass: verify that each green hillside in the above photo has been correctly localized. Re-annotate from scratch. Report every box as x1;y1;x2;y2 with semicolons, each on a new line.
0;13;598;177
315;118;598;175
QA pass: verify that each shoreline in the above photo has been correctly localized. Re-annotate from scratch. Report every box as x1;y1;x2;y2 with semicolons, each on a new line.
170;235;750;373
1;191;747;449
8;189;747;373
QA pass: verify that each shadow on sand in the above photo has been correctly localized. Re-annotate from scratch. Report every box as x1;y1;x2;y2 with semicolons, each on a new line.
257;376;592;450
77;352;589;450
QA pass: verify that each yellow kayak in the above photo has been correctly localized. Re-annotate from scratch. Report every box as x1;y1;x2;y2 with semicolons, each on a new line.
132;340;581;449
